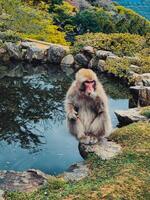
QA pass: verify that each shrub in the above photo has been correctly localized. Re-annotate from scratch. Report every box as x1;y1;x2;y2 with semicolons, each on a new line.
72;7;115;34
73;32;146;56
105;57;130;78
0;0;68;45
115;6;150;35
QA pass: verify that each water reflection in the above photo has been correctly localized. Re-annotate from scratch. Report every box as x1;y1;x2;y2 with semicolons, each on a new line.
0;72;72;152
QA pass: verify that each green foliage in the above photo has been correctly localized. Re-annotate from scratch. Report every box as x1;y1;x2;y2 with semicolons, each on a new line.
140;106;150;119
74;32;146;56
0;0;68;45
6;122;150;200
0;30;21;42
115;6;150;35
105;57;130;78
52;2;75;23
72;7;115;34
135;48;150;74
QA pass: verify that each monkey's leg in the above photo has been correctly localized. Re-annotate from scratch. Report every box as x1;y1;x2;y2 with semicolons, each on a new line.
89;112;112;140
68;118;94;144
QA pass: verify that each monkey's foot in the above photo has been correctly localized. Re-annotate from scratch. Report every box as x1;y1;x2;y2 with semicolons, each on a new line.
80;136;98;145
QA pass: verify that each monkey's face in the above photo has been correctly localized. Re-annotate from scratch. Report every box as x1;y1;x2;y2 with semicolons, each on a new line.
80;80;96;96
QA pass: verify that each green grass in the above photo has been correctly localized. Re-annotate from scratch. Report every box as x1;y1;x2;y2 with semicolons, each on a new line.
6;122;150;200
140;106;150;119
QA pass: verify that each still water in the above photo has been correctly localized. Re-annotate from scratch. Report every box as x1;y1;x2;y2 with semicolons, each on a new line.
0;66;130;175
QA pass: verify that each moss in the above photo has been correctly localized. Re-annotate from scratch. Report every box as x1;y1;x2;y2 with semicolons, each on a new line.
140;106;150;119
6;122;150;200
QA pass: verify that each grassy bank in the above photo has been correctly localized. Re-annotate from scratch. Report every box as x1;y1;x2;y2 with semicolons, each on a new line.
7;121;150;200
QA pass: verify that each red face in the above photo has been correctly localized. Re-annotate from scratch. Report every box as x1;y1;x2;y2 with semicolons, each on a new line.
84;80;96;95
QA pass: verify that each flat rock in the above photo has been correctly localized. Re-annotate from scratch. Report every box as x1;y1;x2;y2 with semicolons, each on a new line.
96;50;115;60
0;169;50;192
115;107;148;125
79;139;121;160
62;162;89;182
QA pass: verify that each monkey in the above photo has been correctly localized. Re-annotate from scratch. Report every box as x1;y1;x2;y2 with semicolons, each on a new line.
64;68;112;145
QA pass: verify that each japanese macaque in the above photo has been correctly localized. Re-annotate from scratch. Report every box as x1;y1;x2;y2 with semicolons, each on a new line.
65;68;112;145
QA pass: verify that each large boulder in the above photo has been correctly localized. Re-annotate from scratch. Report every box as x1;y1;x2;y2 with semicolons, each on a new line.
115;107;149;126
47;45;67;64
130;86;150;107
61;54;74;74
74;53;89;67
0;169;50;192
82;46;95;59
25;46;46;62
5;42;22;60
61;54;74;69
79;139;121;160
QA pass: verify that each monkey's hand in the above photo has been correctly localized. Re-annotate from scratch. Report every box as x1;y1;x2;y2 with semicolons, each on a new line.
67;110;78;120
80;136;98;145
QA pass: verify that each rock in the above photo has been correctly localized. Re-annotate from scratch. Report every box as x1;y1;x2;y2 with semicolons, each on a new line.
74;53;89;67
97;59;107;72
6;65;24;78
0;48;6;56
115;107;148;126
73;64;82;71
82;46;95;58
141;73;150;86
130;86;150;107
107;55;120;61
61;54;74;69
142;79;150;87
124;56;140;65
0;65;9;79
88;57;99;69
47;45;67;64
88;58;106;72
5;42;22;60
62;162;89;182
26;46;46;62
96;50;115;60
130;64;140;73
79;139;121;160
0;169;50;192
0;190;4;200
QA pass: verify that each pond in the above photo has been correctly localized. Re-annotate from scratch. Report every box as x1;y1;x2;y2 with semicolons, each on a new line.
0;65;131;175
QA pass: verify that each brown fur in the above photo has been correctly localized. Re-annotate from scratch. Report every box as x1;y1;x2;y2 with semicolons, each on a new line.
65;68;112;144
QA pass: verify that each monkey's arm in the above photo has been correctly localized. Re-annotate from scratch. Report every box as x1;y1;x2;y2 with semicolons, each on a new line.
64;83;78;120
90;86;112;138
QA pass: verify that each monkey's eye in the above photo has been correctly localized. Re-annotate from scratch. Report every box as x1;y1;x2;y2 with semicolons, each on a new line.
80;82;86;91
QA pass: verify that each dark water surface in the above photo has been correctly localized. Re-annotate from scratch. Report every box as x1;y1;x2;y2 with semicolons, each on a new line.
0;66;131;175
